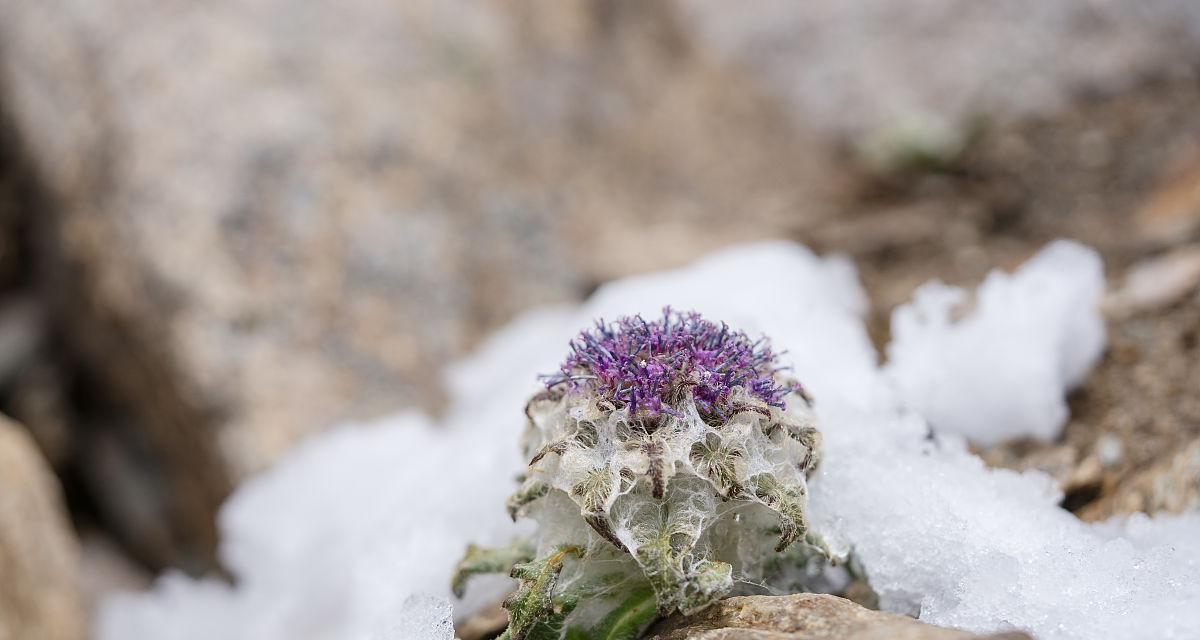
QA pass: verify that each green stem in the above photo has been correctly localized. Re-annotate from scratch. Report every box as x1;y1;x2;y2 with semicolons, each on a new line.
586;585;659;640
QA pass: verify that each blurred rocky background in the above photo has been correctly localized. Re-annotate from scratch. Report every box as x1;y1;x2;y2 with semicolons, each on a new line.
1;1;1199;637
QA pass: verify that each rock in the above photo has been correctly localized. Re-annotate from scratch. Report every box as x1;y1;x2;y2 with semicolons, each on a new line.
0;297;74;470
678;0;1200;153
980;441;1105;502
78;532;152;613
1105;245;1200;317
1137;144;1200;245
0;294;39;388
0;102;34;292
1081;437;1200;520
0;0;841;569
645;594;1031;640
1;357;73;471
0;0;560;569
454;600;509;640
0;414;85;640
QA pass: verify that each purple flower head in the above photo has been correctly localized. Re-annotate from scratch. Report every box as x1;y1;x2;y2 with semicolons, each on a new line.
543;308;800;421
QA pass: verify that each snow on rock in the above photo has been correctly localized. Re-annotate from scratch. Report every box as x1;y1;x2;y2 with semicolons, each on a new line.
99;240;1200;640
886;240;1106;444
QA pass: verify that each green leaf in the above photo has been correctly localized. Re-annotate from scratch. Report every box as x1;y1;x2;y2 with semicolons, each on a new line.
525;592;579;640
503;546;584;640
507;477;551;520
633;501;732;616
749;473;809;552
563;627;590;640
586;584;658;640
689;433;745;499
451;539;535;598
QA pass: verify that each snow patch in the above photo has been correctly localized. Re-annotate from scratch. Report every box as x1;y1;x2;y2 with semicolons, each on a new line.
100;240;1200;640
886;240;1105;444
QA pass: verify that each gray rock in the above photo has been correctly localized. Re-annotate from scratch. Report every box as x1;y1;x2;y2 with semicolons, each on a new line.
0;0;574;569
0;414;84;640
679;0;1200;152
646;594;1031;640
0;0;840;569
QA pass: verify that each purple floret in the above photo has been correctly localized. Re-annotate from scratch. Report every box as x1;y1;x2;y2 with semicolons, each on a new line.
544;308;799;420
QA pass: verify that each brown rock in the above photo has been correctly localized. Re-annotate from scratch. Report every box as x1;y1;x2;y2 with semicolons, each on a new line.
1105;245;1200;318
454;600;509;640
1082;437;1200;520
0;414;84;640
1137;145;1200;245
646;594;1031;640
